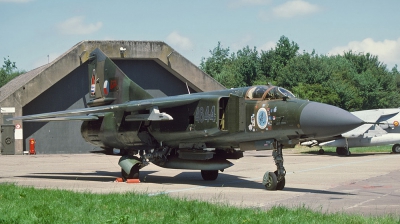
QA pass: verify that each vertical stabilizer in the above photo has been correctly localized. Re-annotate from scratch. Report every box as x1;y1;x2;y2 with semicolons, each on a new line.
87;48;153;107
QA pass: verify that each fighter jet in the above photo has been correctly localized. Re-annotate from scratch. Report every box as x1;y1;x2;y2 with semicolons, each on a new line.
303;108;400;155
8;48;363;190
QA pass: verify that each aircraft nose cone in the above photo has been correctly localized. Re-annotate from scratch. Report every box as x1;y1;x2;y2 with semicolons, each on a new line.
300;102;363;138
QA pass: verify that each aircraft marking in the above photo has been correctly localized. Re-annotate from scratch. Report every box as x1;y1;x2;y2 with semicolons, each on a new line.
257;108;268;129
194;106;216;123
249;114;256;131
90;69;96;97
103;80;109;95
110;79;118;90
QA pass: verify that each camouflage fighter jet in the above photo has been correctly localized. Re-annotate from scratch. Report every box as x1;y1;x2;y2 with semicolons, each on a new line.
9;48;363;190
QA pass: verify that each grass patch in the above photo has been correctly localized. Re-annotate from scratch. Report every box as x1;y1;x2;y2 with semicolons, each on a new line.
296;145;393;155
0;183;398;223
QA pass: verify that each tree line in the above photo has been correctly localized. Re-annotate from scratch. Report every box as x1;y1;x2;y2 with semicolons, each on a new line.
200;36;400;111
2;36;400;112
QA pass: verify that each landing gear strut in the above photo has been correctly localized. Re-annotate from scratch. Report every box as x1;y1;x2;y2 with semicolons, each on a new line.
263;142;286;190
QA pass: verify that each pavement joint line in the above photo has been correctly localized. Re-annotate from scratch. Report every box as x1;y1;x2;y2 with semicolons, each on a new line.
345;198;376;210
148;154;400;196
345;192;392;210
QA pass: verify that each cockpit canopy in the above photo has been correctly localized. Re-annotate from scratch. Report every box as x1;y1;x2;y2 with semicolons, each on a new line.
245;85;296;100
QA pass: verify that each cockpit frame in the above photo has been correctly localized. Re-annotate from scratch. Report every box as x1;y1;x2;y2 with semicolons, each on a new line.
245;85;295;101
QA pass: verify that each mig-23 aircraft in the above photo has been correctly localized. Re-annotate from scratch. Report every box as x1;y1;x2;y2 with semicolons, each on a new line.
302;108;400;155
9;48;363;190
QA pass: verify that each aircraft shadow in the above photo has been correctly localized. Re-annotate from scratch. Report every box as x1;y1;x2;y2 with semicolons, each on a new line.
282;187;354;195
16;170;352;195
300;151;391;157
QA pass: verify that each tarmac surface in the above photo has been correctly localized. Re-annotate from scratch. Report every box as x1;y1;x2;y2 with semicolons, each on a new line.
1;149;399;217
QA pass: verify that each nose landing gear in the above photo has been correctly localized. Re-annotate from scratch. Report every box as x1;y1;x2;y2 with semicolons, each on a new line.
263;142;286;190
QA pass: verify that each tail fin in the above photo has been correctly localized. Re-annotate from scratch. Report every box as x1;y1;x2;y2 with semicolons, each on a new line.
87;48;153;107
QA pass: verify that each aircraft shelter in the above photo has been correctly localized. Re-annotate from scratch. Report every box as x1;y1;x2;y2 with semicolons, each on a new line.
0;41;224;155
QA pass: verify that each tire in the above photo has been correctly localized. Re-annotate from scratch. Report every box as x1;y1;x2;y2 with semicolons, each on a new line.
201;170;218;181
274;171;285;190
276;177;285;190
263;171;277;190
336;147;346;155
318;148;325;155
392;144;400;153
121;164;139;181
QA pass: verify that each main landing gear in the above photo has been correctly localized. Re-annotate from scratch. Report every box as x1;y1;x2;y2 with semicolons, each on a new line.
263;142;286;190
119;155;143;181
336;138;351;156
336;147;351;156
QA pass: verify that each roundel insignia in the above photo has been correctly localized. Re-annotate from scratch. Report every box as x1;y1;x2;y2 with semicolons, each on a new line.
394;121;399;127
103;80;109;96
257;108;268;129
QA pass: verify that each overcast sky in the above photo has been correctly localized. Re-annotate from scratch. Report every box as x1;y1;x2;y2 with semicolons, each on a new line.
1;0;399;71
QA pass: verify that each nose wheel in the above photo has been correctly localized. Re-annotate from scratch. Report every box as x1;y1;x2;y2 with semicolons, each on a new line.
263;171;277;190
263;142;286;190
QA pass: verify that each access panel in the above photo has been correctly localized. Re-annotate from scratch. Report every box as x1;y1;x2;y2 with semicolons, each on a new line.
1;124;15;155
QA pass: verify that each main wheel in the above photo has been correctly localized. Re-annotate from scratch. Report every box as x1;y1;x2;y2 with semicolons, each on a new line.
336;147;346;155
263;171;277;190
318;148;325;155
392;144;400;153
201;170;218;181
121;164;139;181
274;171;286;190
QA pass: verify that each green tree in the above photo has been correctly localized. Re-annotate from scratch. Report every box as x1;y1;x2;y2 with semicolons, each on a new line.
200;42;230;76
292;83;340;106
0;56;23;87
276;50;330;88
229;46;260;87
392;65;400;89
260;35;299;82
200;44;262;88
342;51;399;110
200;37;400;111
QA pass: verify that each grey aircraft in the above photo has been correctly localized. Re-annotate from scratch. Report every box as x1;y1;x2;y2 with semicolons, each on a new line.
302;108;400;155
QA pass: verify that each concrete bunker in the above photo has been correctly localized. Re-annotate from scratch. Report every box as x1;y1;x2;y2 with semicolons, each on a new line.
0;41;224;155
